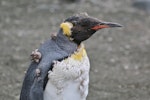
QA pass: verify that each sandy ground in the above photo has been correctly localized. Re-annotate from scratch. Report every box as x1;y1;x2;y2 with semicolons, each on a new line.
0;0;150;100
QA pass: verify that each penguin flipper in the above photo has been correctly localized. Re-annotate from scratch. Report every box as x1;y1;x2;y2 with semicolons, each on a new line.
20;62;38;100
29;52;68;100
20;53;68;100
20;29;78;100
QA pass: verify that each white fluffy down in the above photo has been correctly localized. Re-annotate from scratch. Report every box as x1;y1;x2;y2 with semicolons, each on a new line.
44;54;90;100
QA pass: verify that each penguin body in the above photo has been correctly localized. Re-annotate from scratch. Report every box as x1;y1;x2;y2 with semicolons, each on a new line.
20;13;122;100
44;44;90;100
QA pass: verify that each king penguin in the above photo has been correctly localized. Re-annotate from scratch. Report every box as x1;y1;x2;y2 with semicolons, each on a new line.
20;13;122;100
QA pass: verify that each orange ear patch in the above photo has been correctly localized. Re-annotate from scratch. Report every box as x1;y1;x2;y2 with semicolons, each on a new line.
60;22;73;36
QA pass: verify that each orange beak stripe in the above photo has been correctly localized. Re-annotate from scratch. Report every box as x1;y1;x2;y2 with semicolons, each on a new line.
91;25;109;30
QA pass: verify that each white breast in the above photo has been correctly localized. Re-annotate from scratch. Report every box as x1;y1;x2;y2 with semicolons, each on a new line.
44;55;90;100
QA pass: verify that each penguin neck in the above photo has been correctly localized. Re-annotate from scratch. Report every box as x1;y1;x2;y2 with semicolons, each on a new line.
54;29;78;54
56;29;72;43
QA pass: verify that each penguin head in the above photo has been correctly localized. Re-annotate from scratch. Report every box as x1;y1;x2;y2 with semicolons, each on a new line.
60;13;122;45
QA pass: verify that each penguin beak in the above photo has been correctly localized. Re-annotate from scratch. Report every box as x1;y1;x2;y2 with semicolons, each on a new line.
91;22;122;31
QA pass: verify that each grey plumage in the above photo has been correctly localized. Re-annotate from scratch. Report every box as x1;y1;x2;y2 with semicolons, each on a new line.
20;29;77;100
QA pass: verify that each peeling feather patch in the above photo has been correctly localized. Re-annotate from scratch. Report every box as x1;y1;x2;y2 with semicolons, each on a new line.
44;46;90;100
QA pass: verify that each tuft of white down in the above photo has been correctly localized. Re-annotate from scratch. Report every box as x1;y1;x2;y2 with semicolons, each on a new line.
44;54;90;100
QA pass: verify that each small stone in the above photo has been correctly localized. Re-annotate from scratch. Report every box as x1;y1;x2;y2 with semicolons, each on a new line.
134;65;139;70
107;37;113;42
124;65;129;70
125;44;131;49
110;58;116;63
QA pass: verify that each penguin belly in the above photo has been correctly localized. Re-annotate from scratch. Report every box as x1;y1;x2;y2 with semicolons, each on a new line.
44;55;90;100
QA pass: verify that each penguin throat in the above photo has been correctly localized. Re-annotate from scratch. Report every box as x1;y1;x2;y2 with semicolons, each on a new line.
71;43;87;61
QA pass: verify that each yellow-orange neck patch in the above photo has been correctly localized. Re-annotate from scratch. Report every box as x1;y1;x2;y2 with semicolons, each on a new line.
60;22;73;37
71;44;87;61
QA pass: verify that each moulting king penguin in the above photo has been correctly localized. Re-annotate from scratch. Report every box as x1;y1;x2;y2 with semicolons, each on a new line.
20;13;122;100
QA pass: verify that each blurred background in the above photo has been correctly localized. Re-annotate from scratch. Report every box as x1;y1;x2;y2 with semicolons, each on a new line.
0;0;150;100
